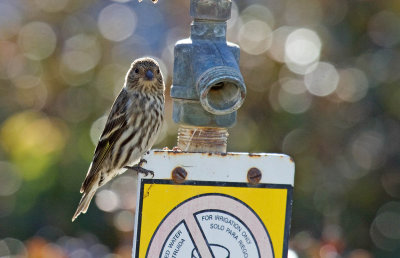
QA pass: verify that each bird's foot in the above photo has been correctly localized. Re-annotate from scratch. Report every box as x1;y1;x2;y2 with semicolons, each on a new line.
124;159;154;178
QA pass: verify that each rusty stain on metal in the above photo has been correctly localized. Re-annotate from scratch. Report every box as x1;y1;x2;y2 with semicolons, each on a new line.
172;146;182;152
152;151;291;163
143;184;153;199
247;167;262;185
154;150;185;155
172;167;188;184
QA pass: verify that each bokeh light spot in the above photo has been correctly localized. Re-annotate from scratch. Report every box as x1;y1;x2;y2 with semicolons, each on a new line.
113;210;134;232
281;78;307;94
268;26;293;63
98;4;137;42
0;238;27;257
282;129;310;155
70;249;91;258
285;28;321;66
0;111;67;180
288;249;299;258
370;202;400;251
286;60;318;75
369;49;400;83
278;88;312;114
62;51;95;74
95;189;119;212
62;34;101;74
25;237;67;257
240;4;275;28
239;20;272;55
6;54;42;80
368;11;400;48
18;22;57;60
375;211;400;239
381;172;400;198
319;244;339;258
111;175;137;210
0;239;9;256
336;68;368;102
350;130;385;170
304;62;339;96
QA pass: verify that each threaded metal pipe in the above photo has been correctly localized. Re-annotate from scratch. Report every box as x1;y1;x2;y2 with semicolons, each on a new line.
177;125;228;152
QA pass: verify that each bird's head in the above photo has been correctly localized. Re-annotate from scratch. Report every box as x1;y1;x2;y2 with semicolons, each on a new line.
126;57;164;94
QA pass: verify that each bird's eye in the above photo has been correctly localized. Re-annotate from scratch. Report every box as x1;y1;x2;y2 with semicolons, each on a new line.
134;68;139;73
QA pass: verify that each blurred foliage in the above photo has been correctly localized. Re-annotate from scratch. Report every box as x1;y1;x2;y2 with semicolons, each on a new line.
0;0;400;257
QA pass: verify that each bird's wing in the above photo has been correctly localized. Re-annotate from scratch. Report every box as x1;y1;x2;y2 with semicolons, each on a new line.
80;89;129;193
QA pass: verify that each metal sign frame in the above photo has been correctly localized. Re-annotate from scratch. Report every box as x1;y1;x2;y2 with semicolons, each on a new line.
132;150;295;258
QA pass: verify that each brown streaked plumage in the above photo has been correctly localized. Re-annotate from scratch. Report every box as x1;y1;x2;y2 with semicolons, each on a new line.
72;57;165;221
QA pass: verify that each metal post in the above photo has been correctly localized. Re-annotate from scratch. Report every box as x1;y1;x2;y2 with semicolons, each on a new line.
170;0;246;152
132;1;295;257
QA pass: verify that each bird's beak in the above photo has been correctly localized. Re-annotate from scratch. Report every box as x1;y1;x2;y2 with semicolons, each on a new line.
145;69;154;80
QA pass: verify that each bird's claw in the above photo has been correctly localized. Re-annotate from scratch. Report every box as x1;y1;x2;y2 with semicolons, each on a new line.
135;166;154;178
124;160;154;178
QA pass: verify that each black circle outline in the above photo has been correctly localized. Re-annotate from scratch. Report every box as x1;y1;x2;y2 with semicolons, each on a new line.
146;193;275;258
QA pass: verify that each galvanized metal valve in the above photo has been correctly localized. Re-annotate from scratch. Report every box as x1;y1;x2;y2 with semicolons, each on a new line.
133;3;295;256
171;0;246;152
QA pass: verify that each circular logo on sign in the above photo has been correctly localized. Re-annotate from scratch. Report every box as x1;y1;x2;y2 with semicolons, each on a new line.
146;193;274;258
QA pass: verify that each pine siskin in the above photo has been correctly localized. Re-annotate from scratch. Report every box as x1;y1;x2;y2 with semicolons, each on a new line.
72;57;165;222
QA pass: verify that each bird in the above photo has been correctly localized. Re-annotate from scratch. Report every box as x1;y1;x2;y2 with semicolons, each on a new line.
72;57;165;222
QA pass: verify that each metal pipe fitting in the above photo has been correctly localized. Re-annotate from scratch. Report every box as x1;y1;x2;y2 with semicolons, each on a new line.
171;0;246;128
197;64;245;115
177;125;228;152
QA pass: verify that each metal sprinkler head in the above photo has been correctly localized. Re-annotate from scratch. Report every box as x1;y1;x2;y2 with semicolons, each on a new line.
170;0;246;152
171;0;246;128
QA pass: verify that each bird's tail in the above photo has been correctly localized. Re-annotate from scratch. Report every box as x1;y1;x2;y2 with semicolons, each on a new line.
72;191;95;222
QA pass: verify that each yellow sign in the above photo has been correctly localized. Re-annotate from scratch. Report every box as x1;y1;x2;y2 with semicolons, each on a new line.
134;179;293;258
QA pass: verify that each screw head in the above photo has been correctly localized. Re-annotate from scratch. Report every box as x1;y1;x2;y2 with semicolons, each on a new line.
247;167;262;185
172;167;187;184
